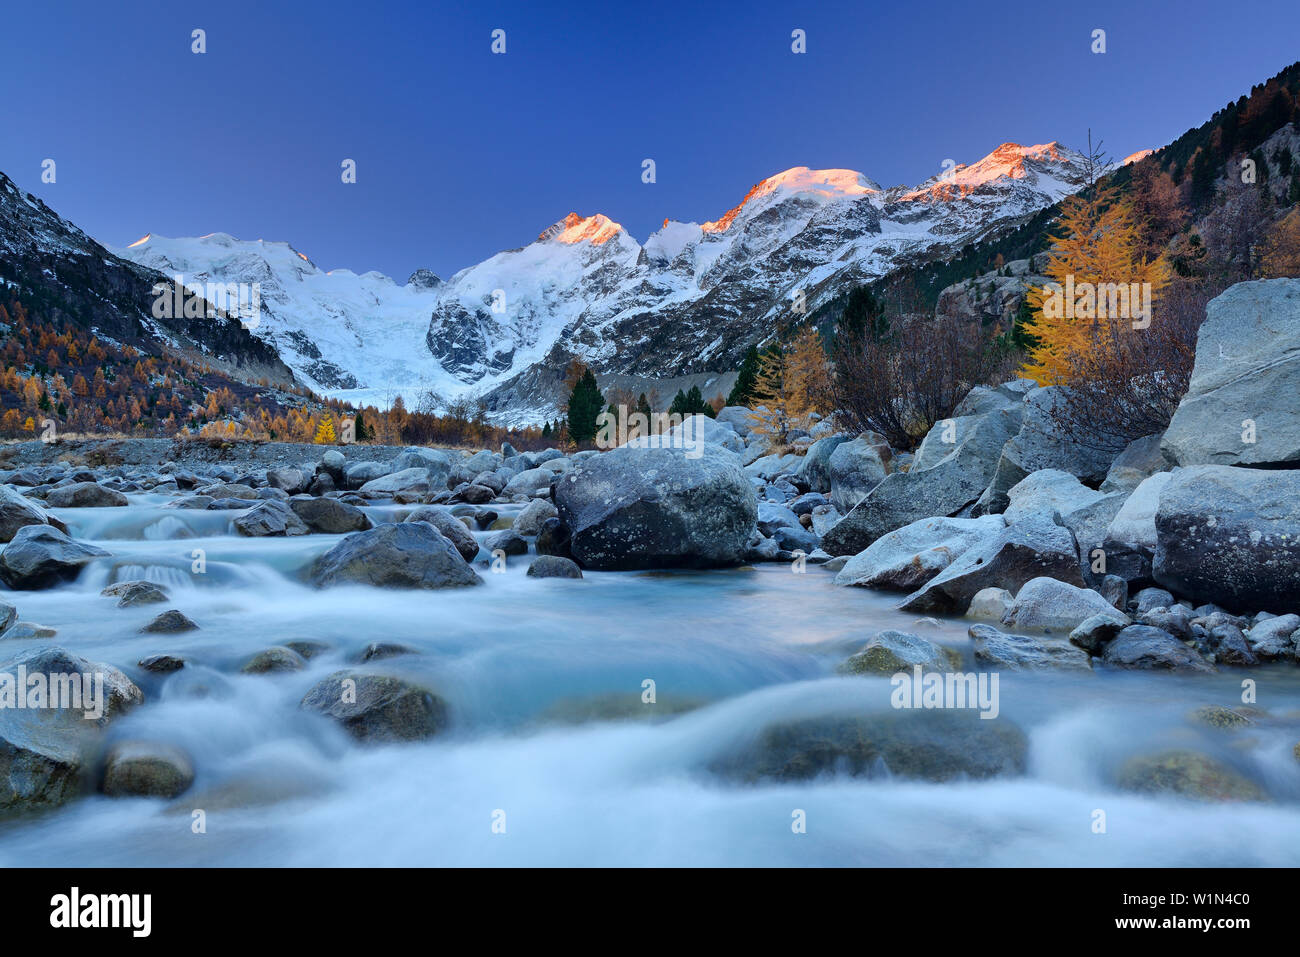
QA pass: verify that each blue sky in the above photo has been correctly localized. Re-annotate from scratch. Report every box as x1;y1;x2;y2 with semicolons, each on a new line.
3;0;1298;281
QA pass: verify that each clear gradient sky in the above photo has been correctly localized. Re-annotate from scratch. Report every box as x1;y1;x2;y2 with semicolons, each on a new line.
3;0;1298;281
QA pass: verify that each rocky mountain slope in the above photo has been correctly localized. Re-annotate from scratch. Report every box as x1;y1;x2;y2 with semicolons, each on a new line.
0;173;292;386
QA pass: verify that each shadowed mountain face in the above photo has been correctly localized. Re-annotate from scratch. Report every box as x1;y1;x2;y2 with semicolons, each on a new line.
0;172;294;387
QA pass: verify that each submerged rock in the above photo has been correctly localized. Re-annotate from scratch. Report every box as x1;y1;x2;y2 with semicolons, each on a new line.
527;555;583;579
300;671;449;742
141;609;199;634
101;740;195;798
712;709;1028;784
1117;750;1265;801
241;646;306;674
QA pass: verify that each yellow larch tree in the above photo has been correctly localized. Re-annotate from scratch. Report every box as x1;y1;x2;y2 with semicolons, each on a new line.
1022;185;1172;385
782;325;834;424
314;415;337;444
1260;207;1300;278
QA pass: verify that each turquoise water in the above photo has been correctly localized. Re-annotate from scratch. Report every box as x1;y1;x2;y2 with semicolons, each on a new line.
2;496;1299;866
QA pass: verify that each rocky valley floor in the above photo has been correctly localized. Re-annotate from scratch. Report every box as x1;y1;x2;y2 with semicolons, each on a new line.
1;415;1299;865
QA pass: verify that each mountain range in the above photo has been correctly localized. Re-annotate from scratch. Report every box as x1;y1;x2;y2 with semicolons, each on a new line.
6;142;1099;425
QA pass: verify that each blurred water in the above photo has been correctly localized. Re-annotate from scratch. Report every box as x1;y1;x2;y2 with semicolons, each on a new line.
2;495;1298;866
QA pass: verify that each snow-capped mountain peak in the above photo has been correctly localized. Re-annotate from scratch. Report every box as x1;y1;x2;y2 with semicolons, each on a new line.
900;142;1082;202
113;139;1092;424
702;166;881;233
539;212;627;245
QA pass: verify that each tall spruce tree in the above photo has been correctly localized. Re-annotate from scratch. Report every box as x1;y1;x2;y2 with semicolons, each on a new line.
727;345;761;406
566;368;604;443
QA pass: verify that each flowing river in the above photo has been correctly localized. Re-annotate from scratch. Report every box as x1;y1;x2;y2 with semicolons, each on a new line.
2;494;1300;866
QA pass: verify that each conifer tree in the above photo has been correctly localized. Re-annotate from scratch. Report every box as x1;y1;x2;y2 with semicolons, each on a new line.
727;346;761;406
314;415;337;444
566;368;604;443
1021;185;1171;385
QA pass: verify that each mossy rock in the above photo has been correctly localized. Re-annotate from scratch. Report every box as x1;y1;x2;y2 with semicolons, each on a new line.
1117;750;1265;802
837;630;962;676
1189;705;1258;730
712;709;1027;784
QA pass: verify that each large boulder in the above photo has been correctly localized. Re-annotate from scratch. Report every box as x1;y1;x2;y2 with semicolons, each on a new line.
1104;472;1172;550
823;408;1021;555
715;406;759;437
503;467;555;498
1000;577;1128;634
1162;279;1300;467
834;515;1005;591
553;443;756;571
1001;469;1103;525
402;507;480;562
1101;625;1214;673
357;467;435;498
343;460;391;489
288;497;373;534
266;467;309;495
658;415;744;455
1153;466;1300;612
1101;433;1170;494
513;498;559;536
233;500;309;537
0;646;143;809
44;482;128;508
793;433;852;493
826;433;892;513
968;624;1093;671
898;516;1084;614
974;386;1118;515
390;448;452;488
310;523;482;589
0;525;109;590
0;485;66;542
